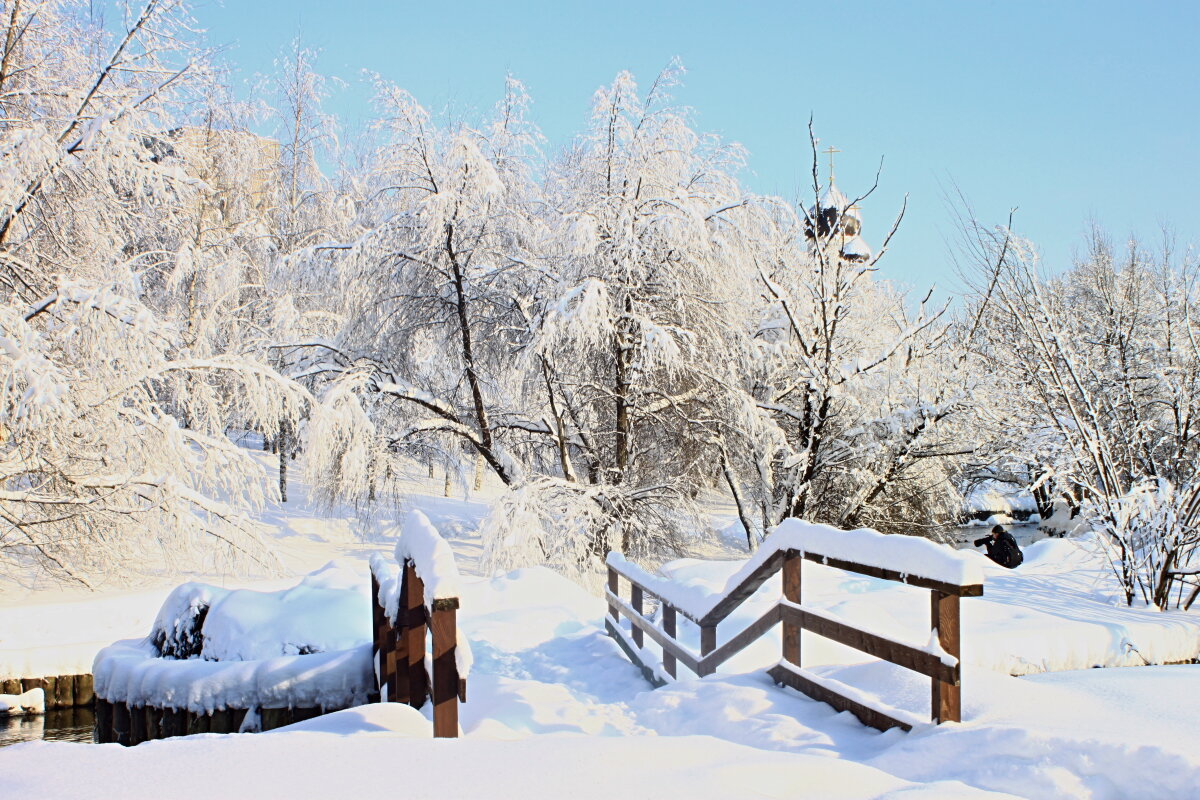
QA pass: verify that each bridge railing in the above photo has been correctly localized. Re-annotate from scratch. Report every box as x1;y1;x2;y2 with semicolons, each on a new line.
604;520;984;732
370;510;470;738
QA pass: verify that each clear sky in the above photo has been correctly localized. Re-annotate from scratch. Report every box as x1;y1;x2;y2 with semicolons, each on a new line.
192;0;1199;297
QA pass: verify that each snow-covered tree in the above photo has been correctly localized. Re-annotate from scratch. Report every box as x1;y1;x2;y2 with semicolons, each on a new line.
967;222;1200;607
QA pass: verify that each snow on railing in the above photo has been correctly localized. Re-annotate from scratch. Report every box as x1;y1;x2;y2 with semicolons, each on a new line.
604;518;985;733
369;510;470;738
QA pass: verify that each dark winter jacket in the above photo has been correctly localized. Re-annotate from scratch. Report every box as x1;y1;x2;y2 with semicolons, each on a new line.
974;531;1023;569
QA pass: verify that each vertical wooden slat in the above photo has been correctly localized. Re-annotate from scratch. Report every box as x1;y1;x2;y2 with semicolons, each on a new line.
94;698;113;743
698;624;717;677
371;572;383;695
404;562;429;710
662;604;677;679
782;550;802;667
631;584;644;648
128;704;146;745
75;674;95;708
430;601;460;738
607;567;619;623
113;701;130;746
392;564;411;705
385;623;400;704
54;674;75;709
930;590;961;723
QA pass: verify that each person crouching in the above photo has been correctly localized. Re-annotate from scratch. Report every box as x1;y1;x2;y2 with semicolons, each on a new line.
974;525;1023;569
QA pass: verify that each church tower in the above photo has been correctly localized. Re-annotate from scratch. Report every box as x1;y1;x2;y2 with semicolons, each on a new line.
803;146;872;264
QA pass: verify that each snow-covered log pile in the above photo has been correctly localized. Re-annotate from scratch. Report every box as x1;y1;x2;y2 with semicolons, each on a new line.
93;561;375;732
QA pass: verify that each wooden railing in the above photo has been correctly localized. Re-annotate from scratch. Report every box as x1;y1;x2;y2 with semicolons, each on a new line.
371;560;464;738
605;547;983;732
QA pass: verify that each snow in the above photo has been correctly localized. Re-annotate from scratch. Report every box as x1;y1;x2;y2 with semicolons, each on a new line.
5;457;1200;798
198;560;370;661
5;556;1200;798
0;689;43;716
93;639;374;714
391;509;465;605
370;511;475;678
841;235;873;260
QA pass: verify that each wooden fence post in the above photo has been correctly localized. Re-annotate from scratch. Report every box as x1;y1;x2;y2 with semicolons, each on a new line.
430;599;460;738
403;562;429;710
631;585;644;648
662;605;677;679
371;573;382;695
930;590;961;723
607;567;619;622
699;624;717;677
782;550;802;668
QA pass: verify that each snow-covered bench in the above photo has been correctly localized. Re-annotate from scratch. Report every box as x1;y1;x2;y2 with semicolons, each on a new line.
605;519;985;732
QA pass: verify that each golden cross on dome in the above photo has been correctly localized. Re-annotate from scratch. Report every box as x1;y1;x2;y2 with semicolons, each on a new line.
822;145;841;183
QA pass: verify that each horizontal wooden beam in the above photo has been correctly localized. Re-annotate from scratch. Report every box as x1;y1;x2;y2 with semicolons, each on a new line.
605;618;667;688
698;550;786;626
801;551;983;597
779;603;958;684
768;664;913;733
695;605;782;676
605;590;701;675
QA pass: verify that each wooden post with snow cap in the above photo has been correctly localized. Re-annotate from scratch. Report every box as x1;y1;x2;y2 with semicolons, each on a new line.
430;595;460;738
782;549;802;668
402;562;429;710
930;590;961;723
372;510;469;737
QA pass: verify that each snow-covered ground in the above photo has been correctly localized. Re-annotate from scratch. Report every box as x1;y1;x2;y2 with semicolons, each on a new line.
2;450;1200;799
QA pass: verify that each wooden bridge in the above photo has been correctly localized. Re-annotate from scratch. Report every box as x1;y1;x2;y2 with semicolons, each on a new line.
604;525;984;732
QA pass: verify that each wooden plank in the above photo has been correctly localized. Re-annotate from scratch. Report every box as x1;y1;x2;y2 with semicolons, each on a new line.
209;707;232;734
113;701;130;746
161;707;186;739
129;704;146;745
604;618;667;688
430;605;459;738
696;605;782;676
75;674;95;708
700;625;716;658
403;562;429;710
630;585;644;648
371;572;383;693
779;604;957;684
768;664;913;733
20;677;48;706
604;590;701;675
385;623;400;704
802;552;983;598
931;590;962;723
54;674;75;709
94;698;114;744
607;567;619;624
782;552;801;667
699;550;785;626
662;604;678;679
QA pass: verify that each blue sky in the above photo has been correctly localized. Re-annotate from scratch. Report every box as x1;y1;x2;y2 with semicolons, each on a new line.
193;0;1199;296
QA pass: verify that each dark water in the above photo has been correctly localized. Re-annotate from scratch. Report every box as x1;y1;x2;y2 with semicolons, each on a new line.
0;706;95;748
